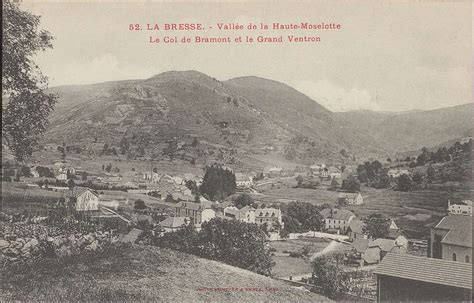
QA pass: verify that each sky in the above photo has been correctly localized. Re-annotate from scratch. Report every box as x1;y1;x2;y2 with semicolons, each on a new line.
21;0;472;112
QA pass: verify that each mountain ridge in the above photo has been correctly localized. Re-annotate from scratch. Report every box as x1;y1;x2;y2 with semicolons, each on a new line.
37;70;472;167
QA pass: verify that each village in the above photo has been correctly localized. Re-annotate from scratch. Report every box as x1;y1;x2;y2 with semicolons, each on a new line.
1;151;472;301
2;1;473;300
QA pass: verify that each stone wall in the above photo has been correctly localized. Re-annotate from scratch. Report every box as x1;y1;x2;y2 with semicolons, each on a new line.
0;214;120;266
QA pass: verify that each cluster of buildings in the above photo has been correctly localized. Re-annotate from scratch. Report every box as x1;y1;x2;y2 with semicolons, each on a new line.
310;163;354;180
375;203;472;301
346;219;409;266
159;200;283;233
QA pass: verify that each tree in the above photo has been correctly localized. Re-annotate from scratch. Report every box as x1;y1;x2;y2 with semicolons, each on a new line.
340;149;348;158
312;253;349;299
200;165;236;201
234;193;255;209
163;139;178;161
396;174;414;192
362;213;390;239
134;199;147;210
341;175;360;192
427;165;435;184
81;171;88;181
295;175;304;187
154;218;274;276
2;0;56;162
36;166;54;177
328;178;339;191
67;178;75;190
198;218;273;276
412;172;423;185
105;163;112;173
19;165;32;178
284;201;323;233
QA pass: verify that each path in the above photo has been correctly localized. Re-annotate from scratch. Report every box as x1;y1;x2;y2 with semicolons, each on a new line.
310;240;344;261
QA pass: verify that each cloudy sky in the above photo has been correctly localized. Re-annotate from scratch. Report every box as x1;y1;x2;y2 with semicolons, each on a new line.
22;0;472;112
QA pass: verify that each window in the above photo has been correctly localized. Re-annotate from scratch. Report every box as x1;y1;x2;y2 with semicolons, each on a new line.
452;253;457;261
466;255;470;263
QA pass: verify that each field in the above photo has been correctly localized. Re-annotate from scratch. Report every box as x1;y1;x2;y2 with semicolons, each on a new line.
252;178;472;238
1;182;62;215
269;238;346;278
1;244;329;302
0;181;175;216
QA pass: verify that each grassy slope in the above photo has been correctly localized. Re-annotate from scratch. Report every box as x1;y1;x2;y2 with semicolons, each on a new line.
2;244;330;302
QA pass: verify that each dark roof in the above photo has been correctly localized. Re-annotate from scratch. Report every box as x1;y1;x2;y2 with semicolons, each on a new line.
370;238;396;252
434;215;472;248
159;216;190;228
375;253;472;290
66;186;98;198
175;201;213;211
320;208;355;220
352;238;370;253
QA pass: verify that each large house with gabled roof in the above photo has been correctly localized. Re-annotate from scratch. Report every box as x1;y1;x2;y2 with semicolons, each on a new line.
175;201;216;226
66;186;99;211
429;214;472;263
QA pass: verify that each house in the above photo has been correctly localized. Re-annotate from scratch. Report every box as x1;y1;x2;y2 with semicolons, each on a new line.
375;253;472;301
265;166;283;178
235;173;253;188
370;238;399;259
320;208;355;233
30;168;40;178
350;238;406;266
255;207;283;230
175;201;216;225
347;219;366;241
159;216;190;232
56;173;68;181
428;214;472;263
387;168;410;178
310;163;325;175
319;168;329;178
66;186;99;211
337;192;363;205
448;200;472;215
328;166;341;179
387;220;409;249
223;206;256;223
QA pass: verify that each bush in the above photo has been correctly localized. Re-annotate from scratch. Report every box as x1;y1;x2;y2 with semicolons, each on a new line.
312;253;349;299
153;218;274;276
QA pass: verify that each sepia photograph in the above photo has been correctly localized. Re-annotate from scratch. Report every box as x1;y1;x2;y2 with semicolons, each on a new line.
1;0;472;301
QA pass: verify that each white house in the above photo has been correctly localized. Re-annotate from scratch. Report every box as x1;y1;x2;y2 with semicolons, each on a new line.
328;166;342;179
235;173;253;188
255;207;284;230
175;201;216;225
56;173;68;181
320;208;355;233
66;186;99;211
223;205;256;223
448;200;472;216
338;192;364;205
388;169;410;178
